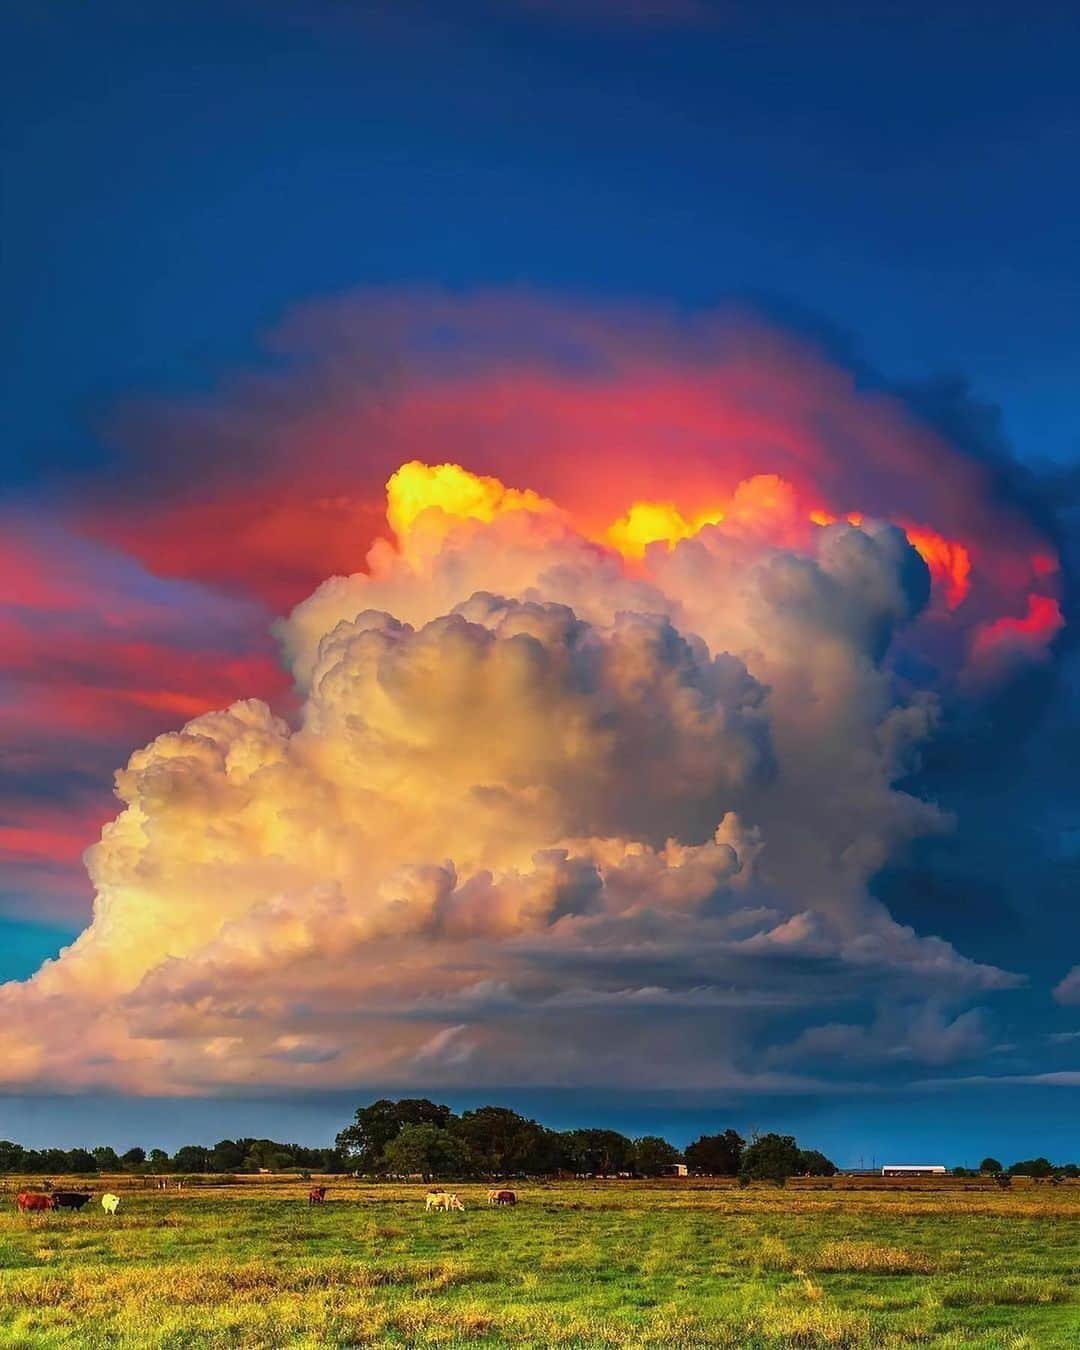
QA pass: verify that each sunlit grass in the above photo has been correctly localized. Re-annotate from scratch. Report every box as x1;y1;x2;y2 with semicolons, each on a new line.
0;1178;1077;1346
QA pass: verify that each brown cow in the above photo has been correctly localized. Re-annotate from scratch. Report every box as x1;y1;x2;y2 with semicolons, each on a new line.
308;1186;327;1205
16;1192;54;1213
487;1188;517;1206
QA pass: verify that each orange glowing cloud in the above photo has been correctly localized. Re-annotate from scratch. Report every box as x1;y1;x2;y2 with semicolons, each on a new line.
386;460;557;538
896;527;972;611
606;500;725;558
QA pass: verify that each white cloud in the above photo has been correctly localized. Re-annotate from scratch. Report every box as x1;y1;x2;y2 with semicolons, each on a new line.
0;464;1022;1092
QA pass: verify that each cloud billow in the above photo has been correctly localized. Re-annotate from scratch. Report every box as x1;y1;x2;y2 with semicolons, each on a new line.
0;458;1031;1093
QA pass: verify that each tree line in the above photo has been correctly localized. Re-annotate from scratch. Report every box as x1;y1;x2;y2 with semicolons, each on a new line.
7;1100;1072;1183
0;1100;834;1182
332;1099;838;1183
0;1139;344;1176
967;1156;1080;1179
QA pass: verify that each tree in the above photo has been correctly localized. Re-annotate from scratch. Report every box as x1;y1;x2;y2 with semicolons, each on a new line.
67;1148;97;1173
242;1139;293;1172
632;1136;682;1177
93;1146;121;1171
382;1123;473;1180
455;1106;561;1176
979;1157;1003;1174
336;1098;454;1171
209;1139;245;1172
740;1134;800;1185
796;1149;836;1177
148;1149;169;1167
122;1147;146;1167
0;1141;27;1172
1008;1157;1054;1178
559;1129;634;1177
684;1130;744;1176
172;1145;209;1173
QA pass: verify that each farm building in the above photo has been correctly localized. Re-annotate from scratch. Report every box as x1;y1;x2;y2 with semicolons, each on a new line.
881;1164;946;1176
661;1163;689;1177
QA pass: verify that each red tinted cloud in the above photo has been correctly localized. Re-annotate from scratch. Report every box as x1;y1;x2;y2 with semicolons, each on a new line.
90;494;388;614
80;294;1061;637
972;593;1066;663
0;524;287;920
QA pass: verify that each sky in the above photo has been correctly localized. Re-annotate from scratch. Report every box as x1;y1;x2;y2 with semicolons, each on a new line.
2;0;1080;1165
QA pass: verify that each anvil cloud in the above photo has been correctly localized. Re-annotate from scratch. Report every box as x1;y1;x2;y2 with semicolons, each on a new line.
2;382;1058;1089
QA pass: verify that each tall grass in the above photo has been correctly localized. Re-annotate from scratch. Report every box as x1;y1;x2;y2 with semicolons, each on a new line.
0;1178;1077;1346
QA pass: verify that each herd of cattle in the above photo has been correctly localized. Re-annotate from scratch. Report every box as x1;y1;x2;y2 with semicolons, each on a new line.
16;1190;121;1214
14;1185;516;1215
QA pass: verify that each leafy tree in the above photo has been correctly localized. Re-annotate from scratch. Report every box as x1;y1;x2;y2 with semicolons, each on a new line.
67;1148;97;1173
209;1139;245;1172
336;1098;454;1171
684;1130;744;1176
739;1133;801;1185
148;1149;169;1167
122;1147;146;1167
796;1149;837;1177
559;1129;634;1177
0;1141;27;1172
93;1146;121;1171
1008;1157;1054;1178
382;1123;473;1180
979;1157;1003;1174
455;1107;563;1175
241;1139;293;1172
632;1136;683;1176
172;1145;209;1173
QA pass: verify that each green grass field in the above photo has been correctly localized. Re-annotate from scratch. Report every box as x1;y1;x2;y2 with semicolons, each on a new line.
1;1179;1078;1347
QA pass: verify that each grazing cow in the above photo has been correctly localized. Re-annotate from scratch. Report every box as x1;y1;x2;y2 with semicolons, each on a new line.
487;1189;517;1206
16;1192;54;1213
308;1186;327;1205
425;1191;464;1212
51;1191;92;1211
101;1193;121;1215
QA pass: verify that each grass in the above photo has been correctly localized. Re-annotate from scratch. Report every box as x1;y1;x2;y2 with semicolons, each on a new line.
0;1178;1077;1347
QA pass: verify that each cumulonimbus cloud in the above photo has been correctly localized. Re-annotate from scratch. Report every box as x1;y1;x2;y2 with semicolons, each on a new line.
0;451;1036;1093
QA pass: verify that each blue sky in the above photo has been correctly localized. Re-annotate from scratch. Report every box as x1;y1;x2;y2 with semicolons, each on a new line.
2;0;1079;1161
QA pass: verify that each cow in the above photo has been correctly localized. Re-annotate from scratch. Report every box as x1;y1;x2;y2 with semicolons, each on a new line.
425;1191;464;1212
16;1192;54;1213
101;1193;121;1215
51;1191;92;1211
308;1186;327;1205
487;1188;517;1206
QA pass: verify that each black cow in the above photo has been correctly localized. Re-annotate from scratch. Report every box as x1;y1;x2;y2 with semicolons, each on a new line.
51;1191;92;1211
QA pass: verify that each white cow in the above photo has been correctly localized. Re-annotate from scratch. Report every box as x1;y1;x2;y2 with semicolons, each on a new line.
101;1193;121;1215
425;1191;464;1212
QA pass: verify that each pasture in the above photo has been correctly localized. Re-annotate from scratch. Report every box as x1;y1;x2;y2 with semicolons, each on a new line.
0;1177;1078;1347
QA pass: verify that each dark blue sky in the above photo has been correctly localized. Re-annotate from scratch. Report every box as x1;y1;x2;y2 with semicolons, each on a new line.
3;0;1080;1161
6;1;1080;481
